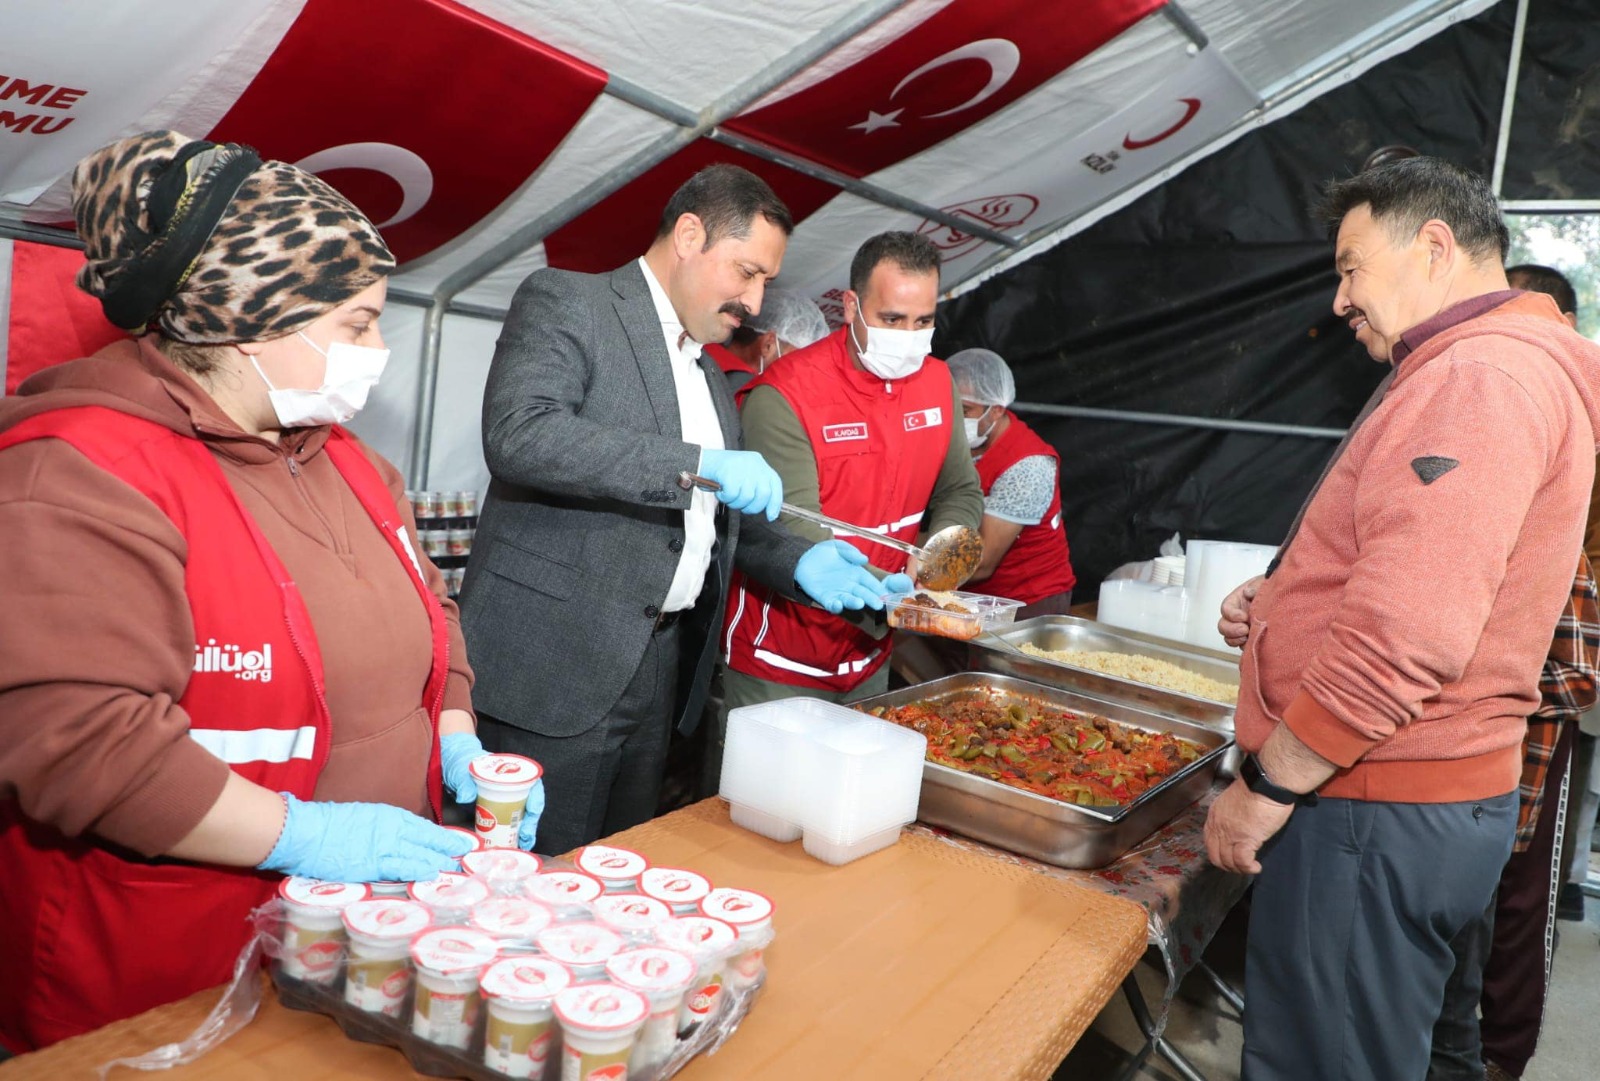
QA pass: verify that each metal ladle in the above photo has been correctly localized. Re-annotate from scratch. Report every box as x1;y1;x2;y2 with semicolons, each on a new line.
681;473;983;591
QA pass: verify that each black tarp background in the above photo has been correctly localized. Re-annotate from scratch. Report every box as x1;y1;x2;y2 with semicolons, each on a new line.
1503;0;1600;200
932;2;1521;599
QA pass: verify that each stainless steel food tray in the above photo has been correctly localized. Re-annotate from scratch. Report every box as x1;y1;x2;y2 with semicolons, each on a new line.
974;616;1241;716
851;672;1232;869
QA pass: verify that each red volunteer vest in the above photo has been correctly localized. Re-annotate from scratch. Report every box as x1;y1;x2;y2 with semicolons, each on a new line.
973;412;1075;604
704;343;755;379
0;407;448;1051
723;329;952;691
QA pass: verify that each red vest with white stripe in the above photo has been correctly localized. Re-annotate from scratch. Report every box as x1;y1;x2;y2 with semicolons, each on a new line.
723;329;952;691
973;411;1075;604
0;406;448;1051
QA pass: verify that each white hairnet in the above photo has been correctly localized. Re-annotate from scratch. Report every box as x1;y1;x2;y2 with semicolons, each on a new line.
748;289;829;349
946;347;1016;407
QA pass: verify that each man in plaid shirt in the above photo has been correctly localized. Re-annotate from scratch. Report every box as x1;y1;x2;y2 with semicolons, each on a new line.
1428;525;1599;1079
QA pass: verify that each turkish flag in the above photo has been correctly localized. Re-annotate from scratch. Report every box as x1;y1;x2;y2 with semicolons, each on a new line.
206;0;605;264
542;140;843;275
5;240;126;395
724;0;1165;178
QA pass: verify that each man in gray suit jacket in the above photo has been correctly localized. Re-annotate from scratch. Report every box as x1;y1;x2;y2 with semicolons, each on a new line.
459;165;906;854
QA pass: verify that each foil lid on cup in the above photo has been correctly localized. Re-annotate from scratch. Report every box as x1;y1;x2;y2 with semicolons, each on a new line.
529;871;604;907
534;922;624;967
592;894;671;934
470;898;554;940
574;844;649;882
698;887;774;928
604;946;696;994
468;753;543;788
653;916;738;956
409;928;500;973
461;848;543;881
479;956;572;1003
638;867;711;907
553;983;649;1032
343;899;432;940
408;872;492;909
279;877;371;909
442;825;485;853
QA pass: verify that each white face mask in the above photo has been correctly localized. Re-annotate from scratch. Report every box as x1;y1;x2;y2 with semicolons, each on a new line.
964;410;992;448
251;331;390;427
850;306;932;381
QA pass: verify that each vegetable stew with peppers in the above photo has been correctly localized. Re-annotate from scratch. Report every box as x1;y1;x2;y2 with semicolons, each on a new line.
861;693;1204;808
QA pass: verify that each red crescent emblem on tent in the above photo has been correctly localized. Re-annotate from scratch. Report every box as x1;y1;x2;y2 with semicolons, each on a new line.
1122;97;1202;150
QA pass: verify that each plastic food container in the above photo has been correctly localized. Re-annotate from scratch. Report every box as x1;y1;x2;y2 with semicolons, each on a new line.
591;893;672;945
573;845;649;892
652;916;739;1037
341;899;431;1017
720;698;857;842
470;754;543;848
408;928;501;1049
277;878;370;984
534;921;625;981
460;847;543;890
553;983;649;1081
528;871;605;922
637;867;712;916
408;872;492;926
469;898;555;948
885;589;1024;640
793;712;926;866
604;946;697;1074
479;956;572;1079
698;889;774;992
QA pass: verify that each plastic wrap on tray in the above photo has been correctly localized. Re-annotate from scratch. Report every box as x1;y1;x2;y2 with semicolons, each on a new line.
251;860;767;1081
885;589;1023;640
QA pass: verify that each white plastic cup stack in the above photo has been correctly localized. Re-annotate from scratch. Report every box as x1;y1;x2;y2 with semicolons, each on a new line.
1184;540;1276;652
1096;579;1189;641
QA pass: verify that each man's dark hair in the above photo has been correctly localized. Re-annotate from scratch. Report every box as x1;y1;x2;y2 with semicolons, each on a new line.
1315;157;1509;263
849;231;941;296
655;164;793;247
1506;263;1578;316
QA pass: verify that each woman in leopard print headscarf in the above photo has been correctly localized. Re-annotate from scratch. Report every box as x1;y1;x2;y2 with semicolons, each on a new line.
0;131;500;1052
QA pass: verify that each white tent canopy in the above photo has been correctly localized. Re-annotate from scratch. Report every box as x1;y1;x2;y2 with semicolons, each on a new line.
0;0;1501;492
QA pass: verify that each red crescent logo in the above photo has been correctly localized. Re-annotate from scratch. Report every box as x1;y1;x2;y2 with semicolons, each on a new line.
1122;98;1201;150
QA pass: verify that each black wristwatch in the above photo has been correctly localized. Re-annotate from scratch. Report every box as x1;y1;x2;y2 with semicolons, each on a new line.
1239;754;1317;806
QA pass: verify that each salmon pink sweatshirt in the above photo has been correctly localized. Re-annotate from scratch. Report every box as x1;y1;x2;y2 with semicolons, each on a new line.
1238;292;1600;802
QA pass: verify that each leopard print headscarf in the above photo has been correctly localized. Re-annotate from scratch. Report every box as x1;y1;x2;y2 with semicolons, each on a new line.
72;130;395;343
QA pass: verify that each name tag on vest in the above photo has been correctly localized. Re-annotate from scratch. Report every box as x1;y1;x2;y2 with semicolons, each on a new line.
822;422;869;443
903;407;943;431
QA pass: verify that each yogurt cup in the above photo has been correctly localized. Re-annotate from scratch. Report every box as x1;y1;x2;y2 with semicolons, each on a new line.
603;947;697;1074
409;928;501;1049
573;845;649;893
457;491;479;517
480;957;572;1080
277;878;369;984
471;754;543;848
368;881;412;898
447;528;474;557
553;983;649;1081
470;898;555;947
698;888;775;991
443;825;486;866
409;872;493;926
529;871;605;922
591;894;671;945
461;847;543;891
637;867;712;916
341;899;431;1017
534;921;624;981
651;916;738;1036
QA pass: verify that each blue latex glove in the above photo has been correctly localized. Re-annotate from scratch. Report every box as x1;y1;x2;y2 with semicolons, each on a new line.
796;540;912;615
439;731;546;851
258;794;475;883
698;448;783;521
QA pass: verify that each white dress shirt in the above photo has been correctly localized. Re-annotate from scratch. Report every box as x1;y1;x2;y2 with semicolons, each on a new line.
638;258;726;612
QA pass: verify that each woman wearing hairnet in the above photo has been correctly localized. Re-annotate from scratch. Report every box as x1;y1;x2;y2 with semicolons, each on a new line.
946;347;1076;614
704;288;830;392
0;131;539;1049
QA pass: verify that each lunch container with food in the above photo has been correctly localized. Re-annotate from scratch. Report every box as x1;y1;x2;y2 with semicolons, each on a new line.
885;589;1024;640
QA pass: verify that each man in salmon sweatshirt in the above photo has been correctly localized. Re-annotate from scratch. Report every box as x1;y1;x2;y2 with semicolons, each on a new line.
1203;157;1600;1081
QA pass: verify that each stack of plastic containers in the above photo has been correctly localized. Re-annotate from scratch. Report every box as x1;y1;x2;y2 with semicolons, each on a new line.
719;697;927;864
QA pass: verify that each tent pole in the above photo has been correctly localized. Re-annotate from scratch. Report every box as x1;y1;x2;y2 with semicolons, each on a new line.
705;130;1022;249
1161;2;1211;51
1502;200;1600;212
0;216;83;250
1012;401;1345;440
1490;0;1532;197
404;0;913;488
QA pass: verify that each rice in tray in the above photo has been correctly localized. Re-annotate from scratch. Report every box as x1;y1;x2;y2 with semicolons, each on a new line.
1018;644;1239;704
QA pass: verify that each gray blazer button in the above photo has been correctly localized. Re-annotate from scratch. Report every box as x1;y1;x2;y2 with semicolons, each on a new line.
644;604;661;619
669;537;684;553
